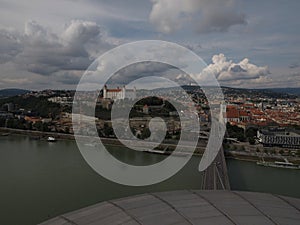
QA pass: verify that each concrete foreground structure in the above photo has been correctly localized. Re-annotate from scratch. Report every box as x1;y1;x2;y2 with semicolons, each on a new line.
40;190;300;225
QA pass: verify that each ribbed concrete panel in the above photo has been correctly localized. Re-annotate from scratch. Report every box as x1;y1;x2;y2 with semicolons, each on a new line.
39;190;300;225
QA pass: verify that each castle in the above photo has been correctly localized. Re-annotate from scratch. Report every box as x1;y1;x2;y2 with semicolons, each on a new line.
103;85;136;100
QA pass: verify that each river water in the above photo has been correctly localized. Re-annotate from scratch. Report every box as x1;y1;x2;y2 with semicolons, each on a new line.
0;135;299;225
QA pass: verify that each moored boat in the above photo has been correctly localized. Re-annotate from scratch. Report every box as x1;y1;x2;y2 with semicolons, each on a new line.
47;136;57;142
257;157;300;169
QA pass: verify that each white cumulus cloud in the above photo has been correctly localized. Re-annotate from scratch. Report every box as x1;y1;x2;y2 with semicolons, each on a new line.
203;54;270;82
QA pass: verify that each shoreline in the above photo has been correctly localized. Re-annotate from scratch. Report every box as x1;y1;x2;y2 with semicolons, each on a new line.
1;127;300;164
0;127;75;140
0;127;206;154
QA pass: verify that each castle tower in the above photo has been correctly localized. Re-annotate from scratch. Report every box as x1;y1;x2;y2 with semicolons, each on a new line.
122;85;126;99
103;85;107;99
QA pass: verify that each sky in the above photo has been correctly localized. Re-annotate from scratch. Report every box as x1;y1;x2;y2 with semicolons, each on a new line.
0;0;299;90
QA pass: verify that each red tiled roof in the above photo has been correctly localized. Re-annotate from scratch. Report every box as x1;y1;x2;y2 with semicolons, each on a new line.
226;108;239;118
239;110;249;117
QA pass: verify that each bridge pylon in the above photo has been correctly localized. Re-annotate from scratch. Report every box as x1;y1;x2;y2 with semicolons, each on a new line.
201;146;231;190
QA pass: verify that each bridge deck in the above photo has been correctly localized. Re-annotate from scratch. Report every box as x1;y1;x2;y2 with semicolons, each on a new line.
201;147;231;190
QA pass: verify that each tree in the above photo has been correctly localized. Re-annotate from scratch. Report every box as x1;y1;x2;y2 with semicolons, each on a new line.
240;146;246;151
141;128;151;140
279;149;284;155
65;127;70;134
103;123;114;137
42;122;50;132
0;96;61;118
248;137;255;145
223;143;230;150
226;123;246;142
0;118;6;127
246;127;258;138
33;121;43;131
271;149;276;155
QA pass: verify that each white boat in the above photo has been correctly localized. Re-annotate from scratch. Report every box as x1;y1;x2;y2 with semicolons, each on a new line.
47;137;57;142
84;143;97;147
257;157;300;169
143;149;189;157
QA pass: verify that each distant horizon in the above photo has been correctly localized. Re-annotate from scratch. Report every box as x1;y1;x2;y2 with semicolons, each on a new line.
1;85;300;92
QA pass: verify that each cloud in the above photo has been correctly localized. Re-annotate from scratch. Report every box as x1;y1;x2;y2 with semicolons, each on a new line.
191;54;270;87
61;20;101;55
149;0;247;34
1;20;113;76
0;28;22;64
289;62;299;69
107;61;176;85
102;53;271;89
53;70;83;85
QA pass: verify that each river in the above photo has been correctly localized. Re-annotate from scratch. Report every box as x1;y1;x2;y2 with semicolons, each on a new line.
0;135;299;225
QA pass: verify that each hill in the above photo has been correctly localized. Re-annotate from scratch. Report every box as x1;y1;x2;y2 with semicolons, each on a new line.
268;88;300;96
0;89;30;97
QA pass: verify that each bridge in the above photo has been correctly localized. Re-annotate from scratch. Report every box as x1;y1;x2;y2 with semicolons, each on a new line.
201;146;231;190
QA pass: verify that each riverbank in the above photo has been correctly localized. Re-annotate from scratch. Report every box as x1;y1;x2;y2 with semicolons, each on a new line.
0;127;75;140
0;127;206;155
1;127;300;164
225;150;300;164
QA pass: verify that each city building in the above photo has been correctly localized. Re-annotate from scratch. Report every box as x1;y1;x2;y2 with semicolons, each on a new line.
223;105;250;124
0;112;13;119
103;85;136;100
143;105;149;114
224;105;239;123
257;128;300;149
48;96;73;105
24;116;42;124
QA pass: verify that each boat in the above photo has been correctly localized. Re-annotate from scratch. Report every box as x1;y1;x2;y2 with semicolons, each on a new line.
47;137;57;142
84;143;97;147
143;149;167;155
257;157;300;169
143;149;190;157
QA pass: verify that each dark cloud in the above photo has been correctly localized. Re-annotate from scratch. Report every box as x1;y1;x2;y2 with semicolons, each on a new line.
3;20;113;76
197;7;247;33
0;29;22;64
107;61;176;85
53;70;82;85
289;62;299;69
183;43;202;52
150;0;247;34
